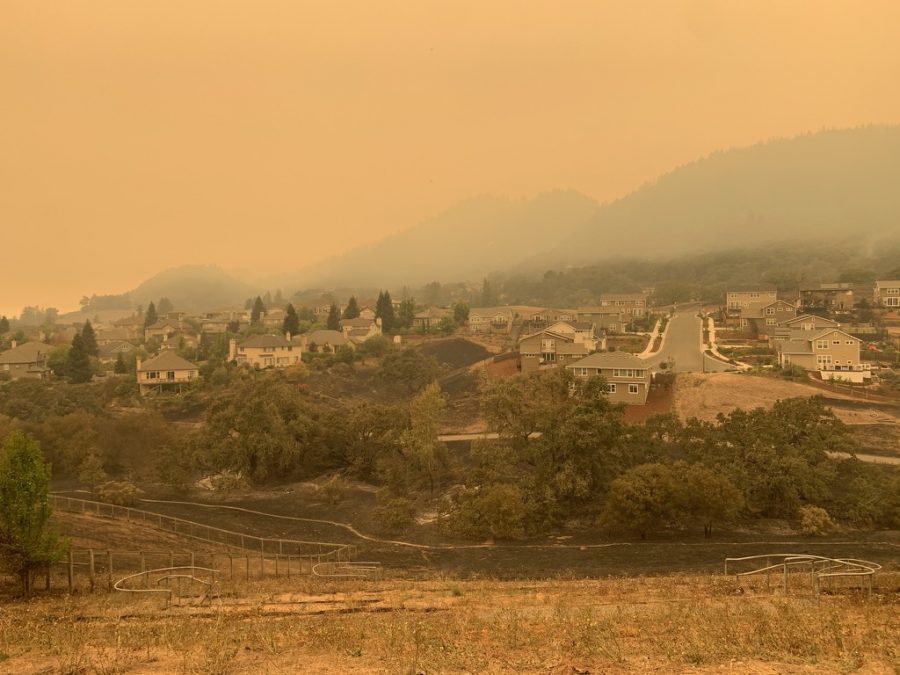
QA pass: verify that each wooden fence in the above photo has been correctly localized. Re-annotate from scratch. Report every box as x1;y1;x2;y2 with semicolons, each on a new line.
38;546;358;594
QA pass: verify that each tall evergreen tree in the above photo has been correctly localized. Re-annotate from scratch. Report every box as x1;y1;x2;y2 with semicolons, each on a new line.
251;296;265;324
282;303;300;337
326;303;341;331
114;352;127;374
375;291;396;332
66;334;93;384
480;278;496;306
80;320;98;357
342;296;361;319
144;302;158;328
157;297;174;315
0;432;67;596
398;298;416;329
273;289;285;306
0;316;9;333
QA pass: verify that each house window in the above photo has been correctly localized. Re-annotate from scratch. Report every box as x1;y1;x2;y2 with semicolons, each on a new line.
147;371;159;379
816;355;832;366
166;371;175;380
845;340;854;345
574;368;588;376
628;384;639;394
816;340;829;349
540;339;554;352
766;318;776;326
606;383;617;393
765;307;775;316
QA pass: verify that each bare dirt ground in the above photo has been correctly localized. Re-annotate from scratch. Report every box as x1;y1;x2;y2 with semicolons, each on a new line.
2;572;897;674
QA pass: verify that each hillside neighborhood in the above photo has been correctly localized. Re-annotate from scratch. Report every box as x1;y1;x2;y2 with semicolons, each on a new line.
2;278;898;404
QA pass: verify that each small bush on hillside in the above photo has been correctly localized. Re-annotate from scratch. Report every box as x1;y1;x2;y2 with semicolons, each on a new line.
320;474;349;504
96;480;144;506
442;484;528;540
798;505;835;536
374;496;417;533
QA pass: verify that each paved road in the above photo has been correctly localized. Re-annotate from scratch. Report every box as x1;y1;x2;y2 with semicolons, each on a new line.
642;311;733;373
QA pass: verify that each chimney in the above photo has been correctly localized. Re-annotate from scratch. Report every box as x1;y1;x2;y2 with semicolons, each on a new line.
228;338;237;362
11;340;16;349
136;357;142;373
285;331;291;342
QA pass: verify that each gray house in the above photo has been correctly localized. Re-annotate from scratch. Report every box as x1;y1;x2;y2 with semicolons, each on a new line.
565;351;651;404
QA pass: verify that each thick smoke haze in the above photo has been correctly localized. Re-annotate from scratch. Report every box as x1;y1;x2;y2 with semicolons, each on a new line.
3;1;900;316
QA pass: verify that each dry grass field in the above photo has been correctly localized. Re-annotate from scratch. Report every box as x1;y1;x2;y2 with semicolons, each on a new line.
1;571;898;674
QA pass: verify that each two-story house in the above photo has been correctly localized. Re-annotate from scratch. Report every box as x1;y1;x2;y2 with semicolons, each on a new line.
229;334;301;368
341;317;382;344
767;314;841;348
300;330;351;354
144;319;180;343
468;307;514;334
599;294;646;318
799;283;858;312
776;328;868;382
733;299;797;336
565;352;652;404
412;308;452;331
576;307;628;334
0;341;52;380
874;280;900;308
518;329;591;374
136;352;199;395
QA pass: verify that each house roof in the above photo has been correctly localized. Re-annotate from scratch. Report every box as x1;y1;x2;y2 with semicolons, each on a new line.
304;330;348;346
519;329;573;344
341;317;376;328
240;334;293;349
874;280;900;289
566;351;647;369
781;314;840;327
98;341;135;357
0;341;53;365
600;293;644;303
97;327;133;341
139;351;198;372
779;339;813;355
556;343;590;355
469;307;513;318
742;299;795;319
146;320;178;331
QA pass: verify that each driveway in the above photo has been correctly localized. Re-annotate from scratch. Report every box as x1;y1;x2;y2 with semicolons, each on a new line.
641;311;733;373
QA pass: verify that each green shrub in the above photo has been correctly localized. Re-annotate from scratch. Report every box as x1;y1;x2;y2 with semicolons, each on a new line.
798;505;835;536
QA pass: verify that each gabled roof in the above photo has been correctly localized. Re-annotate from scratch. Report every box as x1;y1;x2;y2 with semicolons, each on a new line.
98;341;135;357
240;334;293;349
781;314;840;327
556;342;590;355
341;317;377;328
742;299;795;319
874;279;900;289
469;306;514;318
139;351;198;372
0;341;53;365
519;329;574;344
304;330;348;346
567;351;647;369
146;320;179;330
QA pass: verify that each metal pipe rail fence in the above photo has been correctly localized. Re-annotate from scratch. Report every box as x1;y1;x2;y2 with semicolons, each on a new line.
51;494;353;558
41;546;364;594
724;553;881;596
115;566;218;609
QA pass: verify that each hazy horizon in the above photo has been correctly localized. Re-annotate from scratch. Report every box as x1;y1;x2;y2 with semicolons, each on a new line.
4;2;900;317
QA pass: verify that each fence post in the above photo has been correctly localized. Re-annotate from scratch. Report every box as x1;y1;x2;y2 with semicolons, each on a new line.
275;555;279;578
88;549;96;592
67;550;74;593
190;551;195;570
246;556;250;581
45;561;51;591
107;550;113;591
229;555;234;580
140;552;146;588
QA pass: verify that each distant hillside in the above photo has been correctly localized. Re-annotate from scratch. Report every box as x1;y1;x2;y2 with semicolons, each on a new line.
528;125;900;268
129;265;255;311
279;190;600;289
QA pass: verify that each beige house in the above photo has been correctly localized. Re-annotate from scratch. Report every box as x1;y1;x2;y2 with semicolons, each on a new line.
97;340;135;364
144;320;180;343
518;329;590;374
136;351;199;395
468;307;514;334
301;330;351;353
576;307;628;334
95;327;137;345
566;352;652;404
874;280;900;308
545;320;605;351
731;299;797;336
799;283;858;312
0;341;52;380
726;287;778;309
599;294;646;317
413;307;452;331
229;334;301;368
767;314;841;348
341;317;382;344
776;328;869;382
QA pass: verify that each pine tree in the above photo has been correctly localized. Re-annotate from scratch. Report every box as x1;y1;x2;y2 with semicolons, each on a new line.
376;291;395;332
273;289;285;306
251;296;265;324
398;298;416;329
81;320;98;357
157;297;174;315
114;353;127;374
480;278;495;306
342;296;360;319
0;316;8;333
144;302;158;328
282;303;300;337
326;303;341;331
66;334;93;384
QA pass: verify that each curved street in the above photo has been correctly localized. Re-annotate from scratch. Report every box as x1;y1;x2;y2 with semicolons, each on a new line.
641;310;734;373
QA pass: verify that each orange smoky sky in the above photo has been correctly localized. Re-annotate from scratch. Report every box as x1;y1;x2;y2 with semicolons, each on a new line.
2;1;900;317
